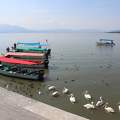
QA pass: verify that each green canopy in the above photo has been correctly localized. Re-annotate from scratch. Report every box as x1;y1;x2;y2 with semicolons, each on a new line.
16;46;47;52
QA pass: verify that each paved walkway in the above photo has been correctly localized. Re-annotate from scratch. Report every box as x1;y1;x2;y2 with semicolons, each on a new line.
0;87;89;120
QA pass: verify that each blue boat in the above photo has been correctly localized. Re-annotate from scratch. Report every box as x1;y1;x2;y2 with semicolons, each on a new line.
9;41;51;56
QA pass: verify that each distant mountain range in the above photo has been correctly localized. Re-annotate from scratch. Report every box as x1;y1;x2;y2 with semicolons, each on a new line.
0;24;115;33
0;24;100;33
0;24;34;33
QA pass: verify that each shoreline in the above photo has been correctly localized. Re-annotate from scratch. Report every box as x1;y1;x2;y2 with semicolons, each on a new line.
0;86;89;120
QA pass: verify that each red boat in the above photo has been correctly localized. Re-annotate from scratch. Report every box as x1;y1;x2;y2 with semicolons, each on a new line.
0;56;37;65
4;52;49;67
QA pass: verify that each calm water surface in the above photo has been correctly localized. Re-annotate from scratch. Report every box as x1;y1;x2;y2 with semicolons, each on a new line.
0;32;120;120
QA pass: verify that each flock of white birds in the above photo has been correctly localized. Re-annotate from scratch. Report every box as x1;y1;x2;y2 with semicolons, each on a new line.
38;85;120;114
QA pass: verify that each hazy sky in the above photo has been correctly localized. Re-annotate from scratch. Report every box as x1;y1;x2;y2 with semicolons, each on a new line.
0;0;120;30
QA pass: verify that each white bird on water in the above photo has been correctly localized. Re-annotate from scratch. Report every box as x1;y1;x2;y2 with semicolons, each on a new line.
96;96;104;107
62;87;69;94
51;91;60;97
83;102;95;109
48;85;56;91
118;103;120;112
38;91;42;95
84;90;92;100
69;94;76;104
104;103;115;113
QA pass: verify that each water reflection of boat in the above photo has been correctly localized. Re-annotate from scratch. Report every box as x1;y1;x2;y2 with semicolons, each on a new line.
96;39;115;46
0;56;45;80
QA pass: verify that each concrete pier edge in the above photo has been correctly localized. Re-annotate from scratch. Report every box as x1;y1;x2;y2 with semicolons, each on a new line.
0;87;89;120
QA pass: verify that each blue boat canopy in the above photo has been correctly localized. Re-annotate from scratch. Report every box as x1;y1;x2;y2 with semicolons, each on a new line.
17;41;48;46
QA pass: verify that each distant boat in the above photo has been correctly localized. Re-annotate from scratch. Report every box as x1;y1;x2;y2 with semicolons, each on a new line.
96;39;115;46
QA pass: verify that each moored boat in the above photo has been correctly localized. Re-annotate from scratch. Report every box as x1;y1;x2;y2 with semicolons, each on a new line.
4;52;48;63
14;41;51;55
0;56;49;68
0;64;44;80
96;39;115;46
0;57;45;80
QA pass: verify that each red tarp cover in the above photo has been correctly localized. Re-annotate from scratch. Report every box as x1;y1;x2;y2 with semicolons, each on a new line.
5;52;44;57
0;56;38;65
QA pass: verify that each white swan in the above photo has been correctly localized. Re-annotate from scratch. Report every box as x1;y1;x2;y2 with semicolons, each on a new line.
70;94;76;103
62;87;69;94
104;103;115;113
96;96;104;107
118;103;120;112
51;91;60;97
84;90;92;100
48;85;56;91
83;102;95;109
118;105;120;112
38;91;42;95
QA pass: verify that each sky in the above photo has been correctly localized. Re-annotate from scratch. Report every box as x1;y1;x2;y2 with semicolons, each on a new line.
0;0;120;30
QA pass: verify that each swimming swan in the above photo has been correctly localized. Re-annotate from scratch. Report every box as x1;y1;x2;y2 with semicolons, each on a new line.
70;94;76;103
48;85;56;91
83;102;95;109
104;103;115;113
84;90;92;100
62;87;69;94
51;91;60;97
96;96;104;107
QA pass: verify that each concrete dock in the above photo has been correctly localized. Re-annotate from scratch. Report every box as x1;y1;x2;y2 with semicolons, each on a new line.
0;87;89;120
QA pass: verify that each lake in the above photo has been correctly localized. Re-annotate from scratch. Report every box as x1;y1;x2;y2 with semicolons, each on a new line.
0;32;120;120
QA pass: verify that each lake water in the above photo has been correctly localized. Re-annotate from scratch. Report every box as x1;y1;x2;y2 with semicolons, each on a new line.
0;32;120;120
